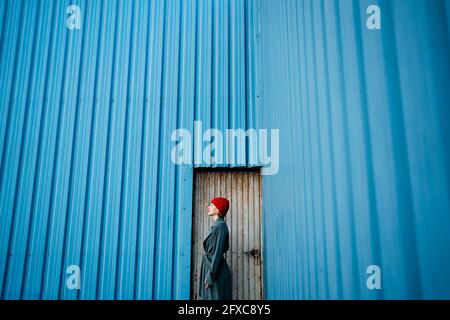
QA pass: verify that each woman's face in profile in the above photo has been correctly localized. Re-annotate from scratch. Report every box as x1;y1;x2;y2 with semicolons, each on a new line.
207;202;220;217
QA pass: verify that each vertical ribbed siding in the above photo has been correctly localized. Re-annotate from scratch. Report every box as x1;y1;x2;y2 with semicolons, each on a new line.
259;0;450;299
0;0;258;299
3;0;448;302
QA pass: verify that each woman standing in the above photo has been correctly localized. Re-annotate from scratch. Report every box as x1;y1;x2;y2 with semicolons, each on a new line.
198;197;232;300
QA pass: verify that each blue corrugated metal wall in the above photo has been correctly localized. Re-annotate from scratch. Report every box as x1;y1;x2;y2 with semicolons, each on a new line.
0;0;258;299
259;0;450;299
1;0;450;301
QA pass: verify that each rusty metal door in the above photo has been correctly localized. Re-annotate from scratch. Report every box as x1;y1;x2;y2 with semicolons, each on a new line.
191;170;263;300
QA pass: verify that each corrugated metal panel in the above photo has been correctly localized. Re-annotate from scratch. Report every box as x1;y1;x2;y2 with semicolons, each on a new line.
3;0;449;301
191;170;263;300
259;0;450;299
0;0;258;299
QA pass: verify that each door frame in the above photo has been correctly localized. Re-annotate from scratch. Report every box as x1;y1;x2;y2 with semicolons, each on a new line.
190;167;265;300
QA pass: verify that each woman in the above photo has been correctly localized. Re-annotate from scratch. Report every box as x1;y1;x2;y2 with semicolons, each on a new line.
198;197;232;300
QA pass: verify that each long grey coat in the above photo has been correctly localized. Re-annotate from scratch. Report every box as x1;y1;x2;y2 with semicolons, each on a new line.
198;217;232;300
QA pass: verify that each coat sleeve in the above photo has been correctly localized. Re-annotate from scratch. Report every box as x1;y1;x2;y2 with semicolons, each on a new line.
205;223;228;286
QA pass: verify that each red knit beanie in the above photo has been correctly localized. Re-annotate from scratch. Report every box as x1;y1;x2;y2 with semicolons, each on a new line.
211;197;230;217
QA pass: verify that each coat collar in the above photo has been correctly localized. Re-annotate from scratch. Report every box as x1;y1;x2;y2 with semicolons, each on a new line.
203;217;224;242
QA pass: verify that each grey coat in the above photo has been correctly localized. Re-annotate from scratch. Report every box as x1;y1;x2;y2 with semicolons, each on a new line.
198;217;232;300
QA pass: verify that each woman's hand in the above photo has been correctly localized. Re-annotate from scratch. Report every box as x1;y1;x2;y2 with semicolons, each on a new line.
204;279;213;289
